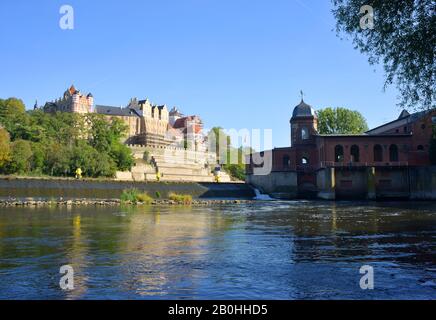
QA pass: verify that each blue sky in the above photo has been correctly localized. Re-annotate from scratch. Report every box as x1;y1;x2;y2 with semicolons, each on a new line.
0;0;403;148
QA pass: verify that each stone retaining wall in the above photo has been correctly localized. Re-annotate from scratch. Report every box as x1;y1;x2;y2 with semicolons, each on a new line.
0;178;255;200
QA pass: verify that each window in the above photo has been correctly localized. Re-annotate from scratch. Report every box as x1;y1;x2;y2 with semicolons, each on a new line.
335;145;344;162
374;144;383;162
301;127;309;140
417;145;424;151
301;157;309;165
283;155;290;168
350;145;360;162
389;144;399;162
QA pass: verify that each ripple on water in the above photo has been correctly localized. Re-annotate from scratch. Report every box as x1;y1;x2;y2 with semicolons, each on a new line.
0;201;435;299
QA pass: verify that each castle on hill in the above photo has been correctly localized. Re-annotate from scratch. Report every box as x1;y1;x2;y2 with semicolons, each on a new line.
43;85;206;151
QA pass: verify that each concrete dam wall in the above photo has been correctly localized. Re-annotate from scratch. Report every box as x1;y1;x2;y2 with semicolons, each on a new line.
0;178;255;200
247;166;436;200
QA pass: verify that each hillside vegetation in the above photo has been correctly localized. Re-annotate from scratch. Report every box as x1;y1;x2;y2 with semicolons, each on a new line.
0;98;134;178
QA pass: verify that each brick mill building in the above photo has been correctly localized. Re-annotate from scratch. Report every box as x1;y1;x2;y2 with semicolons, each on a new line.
247;99;436;200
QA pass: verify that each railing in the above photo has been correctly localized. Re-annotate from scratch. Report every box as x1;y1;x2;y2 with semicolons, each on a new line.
319;161;409;168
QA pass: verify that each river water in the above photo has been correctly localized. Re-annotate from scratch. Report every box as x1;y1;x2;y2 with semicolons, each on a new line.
0;201;435;300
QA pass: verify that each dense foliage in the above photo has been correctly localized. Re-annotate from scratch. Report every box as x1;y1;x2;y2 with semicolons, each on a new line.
0;98;134;178
316;107;369;134
332;0;435;110
207;127;252;181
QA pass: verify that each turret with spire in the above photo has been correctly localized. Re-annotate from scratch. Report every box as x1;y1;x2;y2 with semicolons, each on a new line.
290;91;318;146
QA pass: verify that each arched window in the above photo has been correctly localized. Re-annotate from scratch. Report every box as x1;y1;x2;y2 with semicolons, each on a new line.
301;157;309;165
417;145;424;151
283;155;290;168
350;145;360;162
335;145;344;162
389;144;399;162
301;127;309;140
374;144;383;162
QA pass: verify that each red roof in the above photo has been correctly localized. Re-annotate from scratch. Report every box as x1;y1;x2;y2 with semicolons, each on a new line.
68;85;77;95
173;116;203;134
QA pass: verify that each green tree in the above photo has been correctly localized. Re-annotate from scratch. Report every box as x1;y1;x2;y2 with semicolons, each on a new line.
0;98;31;140
70;141;116;178
0;127;11;171
332;0;435;110
223;146;254;181
110;142;134;171
88;114;127;152
317;107;368;134
44;142;72;176
207;127;253;181
207;127;231;163
30;142;45;173
9;139;33;174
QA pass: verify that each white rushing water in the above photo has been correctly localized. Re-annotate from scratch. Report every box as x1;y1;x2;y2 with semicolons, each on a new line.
253;188;275;201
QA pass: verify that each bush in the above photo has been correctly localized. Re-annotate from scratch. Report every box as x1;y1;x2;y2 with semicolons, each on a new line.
155;191;161;198
121;188;139;204
121;189;154;204
136;192;153;204
168;193;192;205
223;163;245;181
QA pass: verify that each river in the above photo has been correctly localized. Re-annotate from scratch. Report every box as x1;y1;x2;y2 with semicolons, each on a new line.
0;201;435;300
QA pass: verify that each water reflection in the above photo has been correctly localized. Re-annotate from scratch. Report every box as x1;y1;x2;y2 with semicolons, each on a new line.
0;201;435;299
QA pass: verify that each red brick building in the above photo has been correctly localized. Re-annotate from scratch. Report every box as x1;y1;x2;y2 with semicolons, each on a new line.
247;100;436;199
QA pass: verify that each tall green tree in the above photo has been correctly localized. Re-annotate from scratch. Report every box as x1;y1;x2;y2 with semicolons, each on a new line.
317;107;368;134
9;139;33;174
0;98;31;140
43;142;72;176
207;127;231;163
110;142;135;171
332;0;435;110
0;127;11;171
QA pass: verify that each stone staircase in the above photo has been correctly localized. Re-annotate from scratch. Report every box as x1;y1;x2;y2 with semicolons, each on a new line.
125;146;232;182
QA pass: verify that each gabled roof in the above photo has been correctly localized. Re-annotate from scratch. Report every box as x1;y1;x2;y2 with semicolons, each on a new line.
398;109;410;119
173;116;203;133
366;109;431;134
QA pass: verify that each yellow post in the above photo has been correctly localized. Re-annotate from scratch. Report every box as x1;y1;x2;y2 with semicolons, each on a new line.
75;168;82;179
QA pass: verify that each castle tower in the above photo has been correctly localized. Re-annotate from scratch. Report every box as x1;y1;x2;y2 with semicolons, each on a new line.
290;99;318;147
169;106;183;126
86;93;94;112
